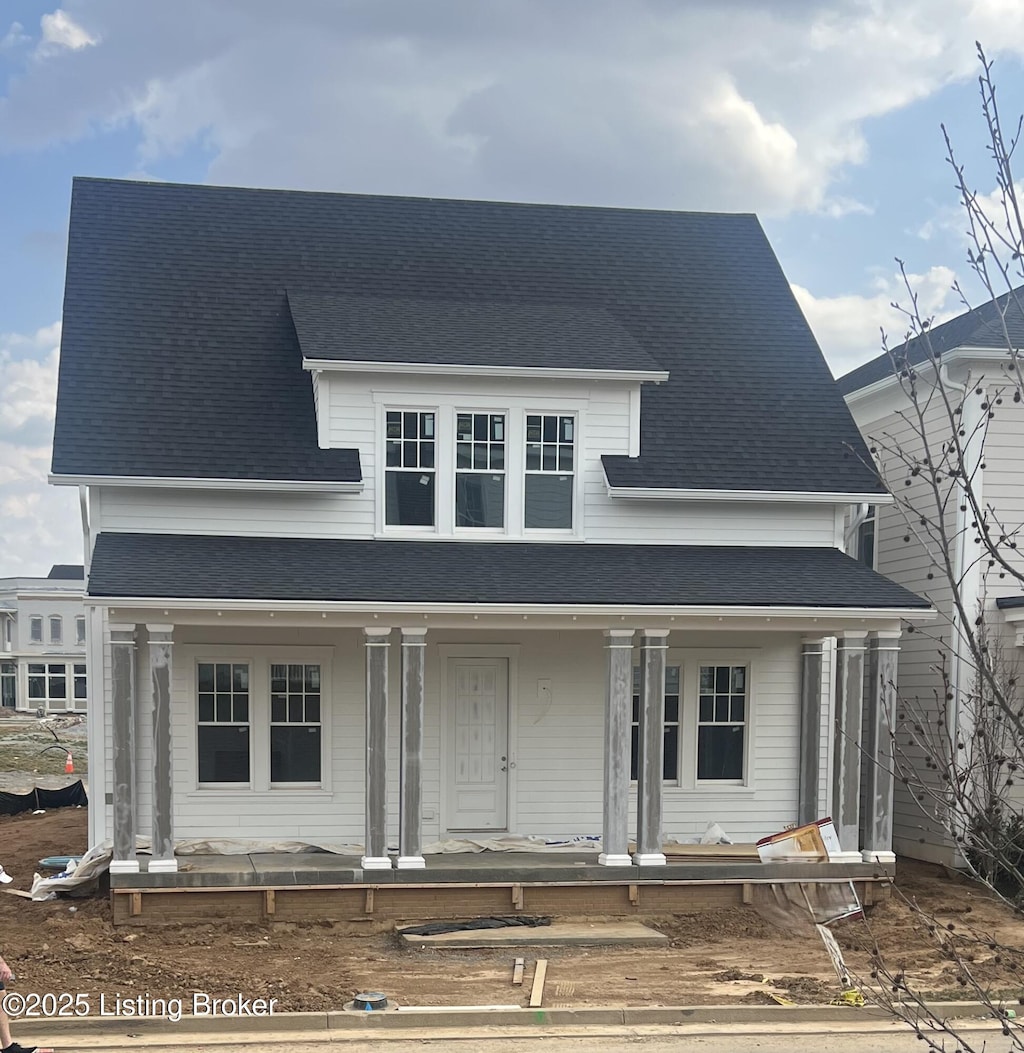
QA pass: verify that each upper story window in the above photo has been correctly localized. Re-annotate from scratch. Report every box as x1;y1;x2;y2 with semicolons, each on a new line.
456;412;505;529
29;617;43;644
76;616;87;645
385;411;436;527
50;616;63;645
525;414;574;530
857;505;877;569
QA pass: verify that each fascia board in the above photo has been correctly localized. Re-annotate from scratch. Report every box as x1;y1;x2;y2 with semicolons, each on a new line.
90;595;936;621
603;478;892;505
49;474;364;494
303;357;669;384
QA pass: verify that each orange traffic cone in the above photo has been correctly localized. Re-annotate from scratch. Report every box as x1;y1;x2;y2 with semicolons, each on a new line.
65;751;74;774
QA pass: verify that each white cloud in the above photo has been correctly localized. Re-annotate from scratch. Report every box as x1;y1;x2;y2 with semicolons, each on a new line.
39;9;97;52
0;322;82;575
793;266;960;376
1;22;29;50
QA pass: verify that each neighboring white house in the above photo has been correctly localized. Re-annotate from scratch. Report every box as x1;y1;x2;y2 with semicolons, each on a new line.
50;178;931;883
0;564;88;714
840;292;1024;866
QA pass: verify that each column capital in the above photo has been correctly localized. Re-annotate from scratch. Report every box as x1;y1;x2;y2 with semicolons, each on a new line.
400;627;428;642
869;629;902;646
109;624;136;645
640;628;671;640
604;628;635;645
837;630;869;646
146;623;175;644
364;627;392;642
801;636;829;649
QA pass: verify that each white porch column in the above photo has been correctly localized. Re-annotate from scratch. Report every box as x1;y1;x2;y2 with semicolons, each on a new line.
862;630;901;864
362;628;392;870
833;630;867;861
798;637;828;826
398;628;427;870
109;624;139;874
147;624;176;873
633;628;669;866
600;629;635;867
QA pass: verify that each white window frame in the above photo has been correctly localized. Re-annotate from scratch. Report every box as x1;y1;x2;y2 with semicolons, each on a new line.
196;659;253;789
29;617;43;644
76;616;87;646
382;407;438;532
692;659;753;787
72;663;88;711
374;394;587;541
630;663;682;785
523;411;578;533
269;661;325;787
453;409;507;533
1;660;17;709
49;615;63;645
187;646;333;797
27;661;70;711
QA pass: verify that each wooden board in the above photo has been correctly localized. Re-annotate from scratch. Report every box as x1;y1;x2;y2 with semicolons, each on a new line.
512;958;525;985
529;959;548;1008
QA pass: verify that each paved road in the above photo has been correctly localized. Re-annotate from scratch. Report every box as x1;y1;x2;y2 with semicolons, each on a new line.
38;1021;1011;1051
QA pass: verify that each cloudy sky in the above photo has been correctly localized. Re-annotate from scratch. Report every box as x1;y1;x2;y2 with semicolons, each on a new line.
2;0;1023;574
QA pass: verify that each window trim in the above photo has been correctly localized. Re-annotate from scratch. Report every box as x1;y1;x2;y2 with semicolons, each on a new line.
522;410;578;533
49;615;63;645
269;662;324;787
188;646;333;794
453;409;507;532
1;660;17;709
692;659;753;787
27;661;71;711
196;660;253;789
382;407;438;532
29;617;43;644
75;616;87;646
630;663;681;785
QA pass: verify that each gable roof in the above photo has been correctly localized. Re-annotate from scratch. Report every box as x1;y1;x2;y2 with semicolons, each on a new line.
88;532;929;610
47;564;84;580
287;292;663;374
54;177;881;494
838;286;1024;395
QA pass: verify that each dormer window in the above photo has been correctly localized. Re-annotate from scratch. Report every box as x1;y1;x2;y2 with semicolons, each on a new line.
385;411;435;527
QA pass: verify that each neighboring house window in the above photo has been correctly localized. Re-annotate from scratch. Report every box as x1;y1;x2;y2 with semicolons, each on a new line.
455;412;506;528
76;617;87;645
30;617;43;643
270;664;322;783
197;662;251;784
525;414;574;529
73;664;87;707
28;662;68;709
697;665;748;781
1;661;15;709
49;616;63;645
385;410;436;527
857;505;877;568
630;665;681;781
3;617;11;647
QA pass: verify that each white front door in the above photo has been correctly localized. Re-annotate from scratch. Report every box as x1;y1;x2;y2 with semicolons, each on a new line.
446;658;509;832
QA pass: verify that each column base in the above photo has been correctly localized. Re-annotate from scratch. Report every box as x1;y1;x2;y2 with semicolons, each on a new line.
148;858;178;873
396;855;426;870
828;851;866;864
598;853;634;867
110;859;140;875
632;851;667;867
862;849;897;865
360;855;393;870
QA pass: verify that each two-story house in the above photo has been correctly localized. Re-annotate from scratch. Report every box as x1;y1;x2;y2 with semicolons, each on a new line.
840;293;1024;866
0;564;88;714
51;178;930;923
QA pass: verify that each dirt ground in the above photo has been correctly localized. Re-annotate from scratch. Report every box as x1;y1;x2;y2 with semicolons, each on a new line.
0;715;89;791
2;808;1024;1013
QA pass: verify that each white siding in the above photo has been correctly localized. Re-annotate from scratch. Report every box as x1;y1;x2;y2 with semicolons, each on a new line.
982;399;1024;603
119;625;803;848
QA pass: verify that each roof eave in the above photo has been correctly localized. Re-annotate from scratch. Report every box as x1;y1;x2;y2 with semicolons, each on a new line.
843;345;1022;402
49;473;364;494
602;475;891;505
303;358;669;384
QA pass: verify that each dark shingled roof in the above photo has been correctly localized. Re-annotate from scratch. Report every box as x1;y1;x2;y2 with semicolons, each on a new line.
996;595;1024;610
287;292;662;373
88;533;929;609
838;286;1024;395
47;564;84;580
54;178;882;494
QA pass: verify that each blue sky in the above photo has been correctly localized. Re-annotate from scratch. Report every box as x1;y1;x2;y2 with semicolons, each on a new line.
3;0;1024;573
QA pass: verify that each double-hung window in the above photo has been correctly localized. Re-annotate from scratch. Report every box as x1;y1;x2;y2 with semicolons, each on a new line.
630;665;681;781
29;617;42;644
385;411;436;527
197;662;251;784
697;665;748;782
525;414;574;529
455;412;505;528
76;617;87;645
270;664;322;783
49;616;63;645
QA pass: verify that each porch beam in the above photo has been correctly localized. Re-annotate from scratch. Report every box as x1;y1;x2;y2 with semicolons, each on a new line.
862;630;901;864
398;628;427;870
797;637;828;826
110;623;139;875
362;628;392;870
634;629;670;866
833;630;867;861
599;629;635;867
147;624;177;873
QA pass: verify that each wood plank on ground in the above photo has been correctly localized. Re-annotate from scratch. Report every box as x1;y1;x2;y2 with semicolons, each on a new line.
529;959;548;1008
512;957;525;985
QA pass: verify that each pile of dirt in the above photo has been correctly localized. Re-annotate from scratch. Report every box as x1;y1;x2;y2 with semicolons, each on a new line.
3;809;1024;1012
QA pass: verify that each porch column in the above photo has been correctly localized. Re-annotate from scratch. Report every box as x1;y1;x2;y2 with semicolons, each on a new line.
362;628;392;870
599;629;635;867
110;624;138;874
862;630;901;864
798;637;827;826
832;630;867;860
398;628;427;870
634;629;669;866
147;624;176;873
